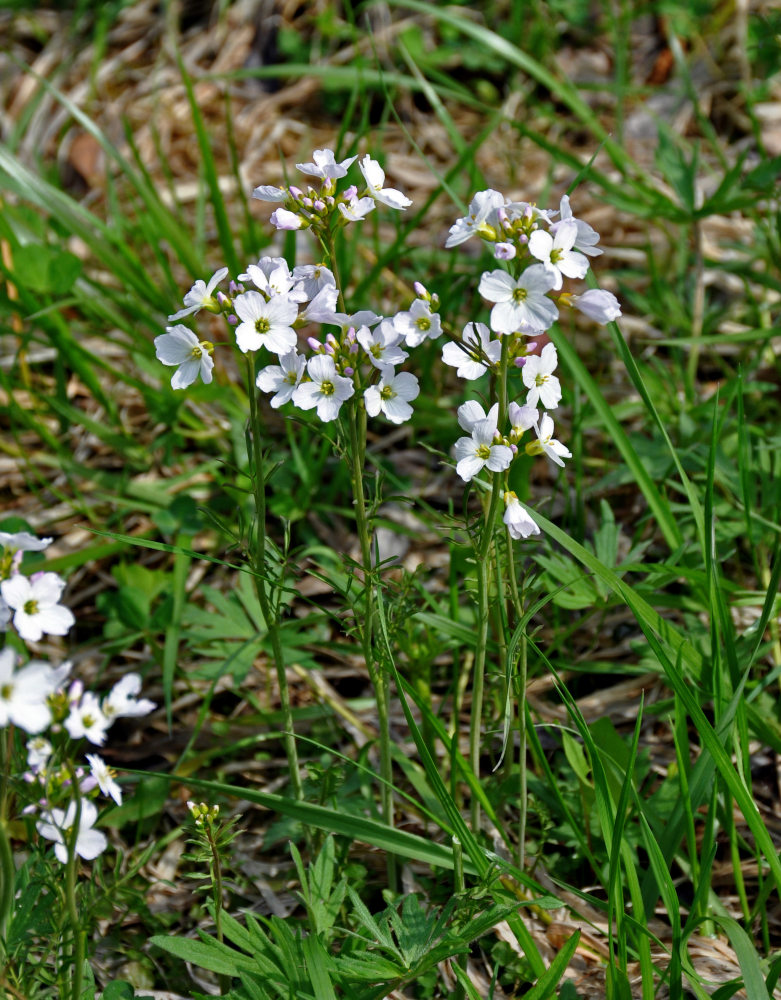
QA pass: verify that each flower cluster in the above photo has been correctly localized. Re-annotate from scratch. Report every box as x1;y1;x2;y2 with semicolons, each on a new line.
0;529;155;864
156;150;435;426
252;150;412;230
444;188;621;538
157;151;621;544
0;531;74;642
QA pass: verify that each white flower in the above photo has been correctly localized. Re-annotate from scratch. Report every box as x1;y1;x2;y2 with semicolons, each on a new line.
292;264;336;300
0;531;52;554
503;492;540;539
522;343;562;410
508;401;537;438
102;673;155;721
234;291;298;355
1;572;75;642
359;155;412;210
292;355;354;422
446;189;506;248
338;196;375;222
256;352;306;408
454;418;513;482
168;267;228;321
301;284;340;324
239;258;307;302
154;326;215;390
533;413;572;467
553;194;602;256
251;184;287;202
527;220;589;290
0;649;55;734
364;367;420;424
457;400;497;434
270;208;304;230
65;692;110;745
442;322;501;381
27;735;53;771
357;321;408;370
85;754;123;806
392;300;441;347
479;265;558;334
296;149;356;180
573;289;621;324
37;800;107;864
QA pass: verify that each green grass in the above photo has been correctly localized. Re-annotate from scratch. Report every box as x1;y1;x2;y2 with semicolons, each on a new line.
1;1;780;997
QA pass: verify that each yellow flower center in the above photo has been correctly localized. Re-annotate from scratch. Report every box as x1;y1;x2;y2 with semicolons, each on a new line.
512;287;528;303
320;380;335;397
476;444;492;460
255;318;271;334
24;599;39;615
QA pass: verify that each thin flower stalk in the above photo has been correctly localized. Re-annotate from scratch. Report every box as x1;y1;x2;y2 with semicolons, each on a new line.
246;359;304;806
469;335;511;832
346;397;396;887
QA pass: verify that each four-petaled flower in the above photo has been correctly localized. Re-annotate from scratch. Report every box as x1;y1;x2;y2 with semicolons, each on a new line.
0;648;55;734
296;149;356;180
392;300;441;347
37;800;107;864
256;352;307;408
454;417;513;482
168;267;228;321
503;492;540;539
442;322;501;381
479;265;558;334
154;326;215;390
86;753;123;806
293;355;354;422
522;342;561;409
103;673;156;721
65;691;110;745
533;413;572;467
234;291;298;355
364;367;420;424
1;572;75;642
528;219;589;290
359;155;412;210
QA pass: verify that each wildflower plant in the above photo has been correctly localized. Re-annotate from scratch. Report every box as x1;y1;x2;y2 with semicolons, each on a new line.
156;149;620;863
0;529;155;999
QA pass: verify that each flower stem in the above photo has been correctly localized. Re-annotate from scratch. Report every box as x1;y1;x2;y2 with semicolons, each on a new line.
64;789;84;1000
347;398;396;888
206;823;229;994
246;359;303;805
469;335;511;833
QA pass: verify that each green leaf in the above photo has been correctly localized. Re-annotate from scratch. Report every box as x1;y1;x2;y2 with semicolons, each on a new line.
149;934;251;975
11;244;82;295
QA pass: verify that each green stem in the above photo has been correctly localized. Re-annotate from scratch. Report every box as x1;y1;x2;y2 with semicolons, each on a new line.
208;826;229;994
0;729;12;955
469;336;511;833
246;359;303;805
347;399;396;888
0;821;13;961
64;789;84;1000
